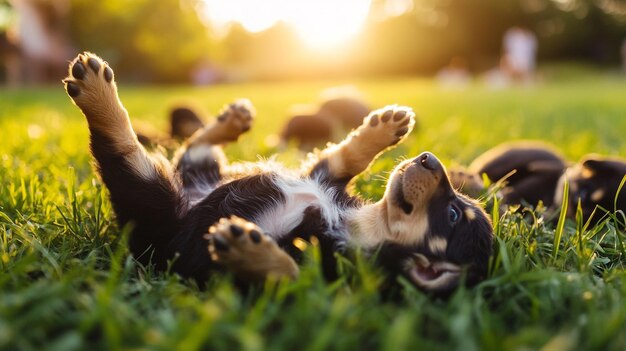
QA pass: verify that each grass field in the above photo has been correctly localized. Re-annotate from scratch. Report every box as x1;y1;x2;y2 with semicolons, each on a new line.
2;70;626;350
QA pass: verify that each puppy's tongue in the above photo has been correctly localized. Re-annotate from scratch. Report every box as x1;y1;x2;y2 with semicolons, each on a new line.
415;265;441;281
411;254;460;282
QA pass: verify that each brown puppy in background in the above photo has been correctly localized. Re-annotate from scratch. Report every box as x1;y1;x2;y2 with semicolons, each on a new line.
451;141;626;224
281;90;371;150
140;89;369;152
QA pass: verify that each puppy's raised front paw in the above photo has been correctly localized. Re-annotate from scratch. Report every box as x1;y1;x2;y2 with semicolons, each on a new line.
63;52;121;122
214;99;255;142
362;105;416;147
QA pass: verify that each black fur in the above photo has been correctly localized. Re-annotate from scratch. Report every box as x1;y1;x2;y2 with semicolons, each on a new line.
463;143;626;224
67;53;492;293
88;130;183;271
176;149;223;191
170;107;205;139
379;171;492;292
470;143;566;207
563;155;626;224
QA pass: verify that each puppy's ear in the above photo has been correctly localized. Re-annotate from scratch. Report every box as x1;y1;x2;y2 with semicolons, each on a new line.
581;155;626;175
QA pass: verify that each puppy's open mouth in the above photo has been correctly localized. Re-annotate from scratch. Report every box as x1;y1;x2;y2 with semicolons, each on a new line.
406;254;461;289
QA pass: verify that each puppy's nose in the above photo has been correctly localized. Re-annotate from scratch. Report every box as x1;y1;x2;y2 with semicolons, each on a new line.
416;152;440;171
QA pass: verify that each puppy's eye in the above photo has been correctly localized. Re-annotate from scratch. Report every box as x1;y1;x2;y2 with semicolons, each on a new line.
449;206;461;225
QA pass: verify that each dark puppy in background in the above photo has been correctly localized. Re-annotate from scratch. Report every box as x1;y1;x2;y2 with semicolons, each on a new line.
555;155;626;223
280;89;372;150
451;141;626;224
63;53;493;294
170;106;205;140
450;142;567;207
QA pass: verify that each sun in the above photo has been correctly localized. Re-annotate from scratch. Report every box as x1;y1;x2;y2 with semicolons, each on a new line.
202;0;372;50
288;0;372;49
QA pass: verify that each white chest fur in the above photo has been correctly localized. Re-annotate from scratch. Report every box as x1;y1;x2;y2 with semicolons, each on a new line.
252;176;344;240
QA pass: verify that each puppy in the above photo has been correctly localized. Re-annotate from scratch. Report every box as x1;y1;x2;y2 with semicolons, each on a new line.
63;53;493;294
170;106;205;140
451;142;626;224
281;95;371;150
554;154;626;224
450;142;567;207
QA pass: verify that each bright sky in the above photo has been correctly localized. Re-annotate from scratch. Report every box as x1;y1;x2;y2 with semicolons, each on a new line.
201;0;373;49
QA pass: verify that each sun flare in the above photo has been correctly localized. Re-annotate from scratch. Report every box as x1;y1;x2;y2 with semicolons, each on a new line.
202;0;372;49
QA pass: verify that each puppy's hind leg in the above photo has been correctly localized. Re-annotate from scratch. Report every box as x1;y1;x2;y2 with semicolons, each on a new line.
64;53;184;268
187;99;255;146
173;100;255;201
307;105;415;183
206;216;299;282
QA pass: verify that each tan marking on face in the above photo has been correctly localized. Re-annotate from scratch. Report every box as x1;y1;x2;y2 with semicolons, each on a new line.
348;201;429;248
464;208;476;221
581;167;594;179
428;237;448;254
378;159;444;246
387;210;430;245
591;189;605;202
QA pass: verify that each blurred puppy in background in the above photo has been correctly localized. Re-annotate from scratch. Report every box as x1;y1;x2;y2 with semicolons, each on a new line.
450;141;626;224
280;87;372;150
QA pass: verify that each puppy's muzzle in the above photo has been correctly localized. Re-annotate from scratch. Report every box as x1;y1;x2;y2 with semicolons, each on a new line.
416;152;440;171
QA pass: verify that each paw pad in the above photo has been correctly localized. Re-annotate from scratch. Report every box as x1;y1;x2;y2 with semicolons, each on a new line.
87;57;100;73
71;62;86;80
63;52;116;103
66;81;80;97
104;67;113;82
204;216;299;281
362;105;416;146
212;99;255;142
249;229;262;243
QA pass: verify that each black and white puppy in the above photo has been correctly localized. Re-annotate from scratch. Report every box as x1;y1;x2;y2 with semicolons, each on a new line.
63;53;493;294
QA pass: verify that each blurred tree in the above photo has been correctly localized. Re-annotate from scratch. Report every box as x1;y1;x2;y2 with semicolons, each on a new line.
353;0;626;76
68;0;219;82
2;0;625;82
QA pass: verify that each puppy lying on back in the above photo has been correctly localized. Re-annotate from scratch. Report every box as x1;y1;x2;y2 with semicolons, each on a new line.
451;142;626;224
63;53;493;294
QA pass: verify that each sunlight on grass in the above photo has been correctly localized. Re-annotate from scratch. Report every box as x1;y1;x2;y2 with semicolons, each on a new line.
1;75;626;350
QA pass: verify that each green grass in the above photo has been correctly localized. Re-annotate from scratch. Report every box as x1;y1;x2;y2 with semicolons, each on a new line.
2;73;626;350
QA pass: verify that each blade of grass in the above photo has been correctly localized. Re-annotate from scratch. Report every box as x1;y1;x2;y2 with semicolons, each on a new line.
553;179;569;264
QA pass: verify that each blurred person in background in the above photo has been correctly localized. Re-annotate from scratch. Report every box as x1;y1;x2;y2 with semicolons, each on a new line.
502;26;537;84
5;0;74;85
